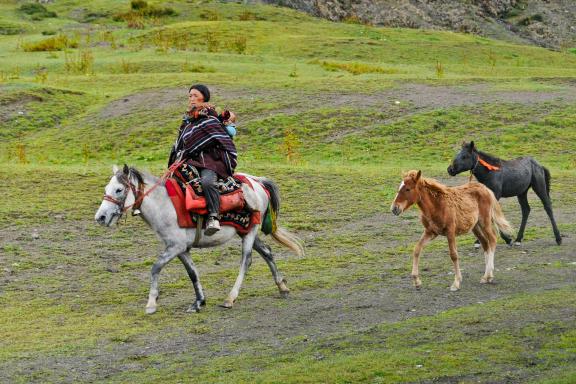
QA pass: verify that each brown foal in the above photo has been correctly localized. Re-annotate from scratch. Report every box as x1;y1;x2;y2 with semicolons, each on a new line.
391;170;512;291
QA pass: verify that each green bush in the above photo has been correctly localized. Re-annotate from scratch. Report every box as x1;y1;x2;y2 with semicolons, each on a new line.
0;21;25;35
18;3;57;19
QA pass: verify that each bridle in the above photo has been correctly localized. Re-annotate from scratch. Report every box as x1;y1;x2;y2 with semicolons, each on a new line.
102;173;146;216
102;161;184;218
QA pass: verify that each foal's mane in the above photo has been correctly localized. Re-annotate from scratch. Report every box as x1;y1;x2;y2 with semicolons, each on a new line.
419;177;449;198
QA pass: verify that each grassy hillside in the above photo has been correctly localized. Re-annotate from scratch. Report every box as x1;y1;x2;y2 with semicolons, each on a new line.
1;1;575;383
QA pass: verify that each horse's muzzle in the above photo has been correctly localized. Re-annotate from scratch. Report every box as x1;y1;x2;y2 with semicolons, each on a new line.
447;165;457;176
391;205;402;216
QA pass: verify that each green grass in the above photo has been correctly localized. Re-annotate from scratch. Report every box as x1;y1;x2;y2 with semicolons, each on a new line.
1;0;576;382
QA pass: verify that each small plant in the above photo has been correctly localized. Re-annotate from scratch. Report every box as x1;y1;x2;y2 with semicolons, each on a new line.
238;10;256;21
33;65;48;83
206;32;220;53
200;10;219;21
119;59;139;74
289;65;298;78
230;35;247;54
282;127;301;163
17;144;28;164
82;143;90;164
488;51;497;68
65;50;94;75
435;61;444;78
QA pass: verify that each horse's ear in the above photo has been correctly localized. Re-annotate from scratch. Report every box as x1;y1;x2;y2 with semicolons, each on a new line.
415;170;421;181
112;165;119;174
123;164;130;175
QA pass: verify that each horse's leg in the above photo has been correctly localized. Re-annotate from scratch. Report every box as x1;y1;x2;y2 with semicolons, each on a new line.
447;232;462;291
177;252;206;313
221;229;257;308
515;191;530;244
532;180;562;245
146;245;184;314
412;230;436;289
253;236;289;297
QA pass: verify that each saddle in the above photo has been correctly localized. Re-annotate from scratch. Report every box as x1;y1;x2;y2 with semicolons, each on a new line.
164;167;263;234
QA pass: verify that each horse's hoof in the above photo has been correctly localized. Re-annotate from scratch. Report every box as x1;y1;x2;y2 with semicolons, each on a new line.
513;241;522;247
473;243;481;249
480;277;493;284
279;290;290;298
145;306;157;315
414;284;422;290
186;304;200;313
219;300;234;309
450;285;459;292
556;237;562;245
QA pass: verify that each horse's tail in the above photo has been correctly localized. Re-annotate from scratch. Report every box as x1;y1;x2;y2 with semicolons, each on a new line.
543;166;551;197
488;191;513;238
259;178;305;257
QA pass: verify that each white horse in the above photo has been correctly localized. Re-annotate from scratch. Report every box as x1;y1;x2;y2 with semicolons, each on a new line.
95;165;304;314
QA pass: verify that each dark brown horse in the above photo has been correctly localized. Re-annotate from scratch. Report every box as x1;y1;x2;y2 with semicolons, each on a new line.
391;170;512;291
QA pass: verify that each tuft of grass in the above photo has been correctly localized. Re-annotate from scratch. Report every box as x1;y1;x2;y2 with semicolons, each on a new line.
315;60;399;75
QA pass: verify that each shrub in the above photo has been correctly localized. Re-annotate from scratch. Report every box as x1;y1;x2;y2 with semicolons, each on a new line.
0;21;25;35
22;34;78;52
131;0;148;10
19;3;57;19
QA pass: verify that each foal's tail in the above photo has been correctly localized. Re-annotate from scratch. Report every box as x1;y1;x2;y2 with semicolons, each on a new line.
488;192;513;238
259;178;305;257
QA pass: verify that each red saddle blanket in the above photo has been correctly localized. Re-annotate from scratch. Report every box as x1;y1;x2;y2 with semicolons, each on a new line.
165;176;261;234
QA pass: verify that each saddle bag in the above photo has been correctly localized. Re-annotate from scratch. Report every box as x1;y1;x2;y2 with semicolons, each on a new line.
185;185;245;215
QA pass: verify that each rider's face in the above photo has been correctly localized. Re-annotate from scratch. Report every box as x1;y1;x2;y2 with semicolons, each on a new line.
188;89;204;107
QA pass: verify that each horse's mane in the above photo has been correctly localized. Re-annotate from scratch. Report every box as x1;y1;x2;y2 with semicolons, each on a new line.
116;166;161;186
476;149;502;166
128;167;146;185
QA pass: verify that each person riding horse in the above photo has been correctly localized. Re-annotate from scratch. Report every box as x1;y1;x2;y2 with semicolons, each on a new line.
168;84;238;235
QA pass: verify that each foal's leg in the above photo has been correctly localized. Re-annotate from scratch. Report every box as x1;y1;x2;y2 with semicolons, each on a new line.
474;225;495;284
222;229;257;308
447;232;462;291
412;230;436;289
532;181;562;245
178;252;206;313
253;236;289;296
146;245;185;314
515;191;530;245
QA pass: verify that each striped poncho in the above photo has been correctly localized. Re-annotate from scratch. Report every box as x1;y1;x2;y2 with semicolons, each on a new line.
170;105;238;177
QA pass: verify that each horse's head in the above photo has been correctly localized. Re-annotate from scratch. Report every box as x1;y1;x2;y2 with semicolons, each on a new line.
95;165;133;227
391;170;421;216
448;141;476;176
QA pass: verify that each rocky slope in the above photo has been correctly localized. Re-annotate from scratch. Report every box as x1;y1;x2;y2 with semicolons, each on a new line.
263;0;576;49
